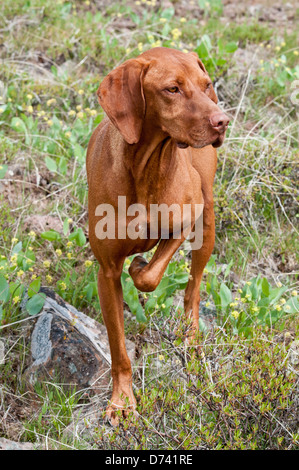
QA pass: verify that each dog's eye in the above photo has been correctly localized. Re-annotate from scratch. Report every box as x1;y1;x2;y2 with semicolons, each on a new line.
167;86;179;93
206;82;212;91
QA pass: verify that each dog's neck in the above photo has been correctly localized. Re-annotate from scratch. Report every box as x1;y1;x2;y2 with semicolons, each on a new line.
124;123;177;186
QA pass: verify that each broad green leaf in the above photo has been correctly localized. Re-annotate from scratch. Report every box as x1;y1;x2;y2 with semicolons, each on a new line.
261;278;270;296
76;228;86;246
225;41;238;53
12;241;23;254
26;293;46;316
160;6;175;19
11;117;27;133
69;228;86;246
0;275;9;302
41;230;61;241
283;296;299;314
73;143;85;164
136;304;147;323
28;277;41;298
220;282;232;309
45;156;57;172
63;218;70;235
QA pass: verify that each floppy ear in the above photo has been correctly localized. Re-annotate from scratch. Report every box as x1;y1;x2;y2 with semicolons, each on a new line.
97;59;149;144
189;51;208;74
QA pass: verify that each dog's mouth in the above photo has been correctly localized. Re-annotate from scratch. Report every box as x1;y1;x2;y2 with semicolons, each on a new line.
211;133;225;148
175;131;226;150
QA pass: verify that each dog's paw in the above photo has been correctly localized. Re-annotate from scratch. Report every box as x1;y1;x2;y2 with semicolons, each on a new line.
129;255;148;276
105;403;138;427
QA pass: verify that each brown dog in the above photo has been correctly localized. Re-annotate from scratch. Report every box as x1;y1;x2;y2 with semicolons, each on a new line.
86;47;229;423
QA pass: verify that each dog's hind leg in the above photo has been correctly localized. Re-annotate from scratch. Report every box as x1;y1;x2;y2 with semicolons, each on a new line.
184;197;215;336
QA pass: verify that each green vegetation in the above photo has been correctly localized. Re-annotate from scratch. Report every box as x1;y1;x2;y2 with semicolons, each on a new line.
0;0;298;450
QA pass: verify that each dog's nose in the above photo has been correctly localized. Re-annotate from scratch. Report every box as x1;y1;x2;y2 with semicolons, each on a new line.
209;113;230;133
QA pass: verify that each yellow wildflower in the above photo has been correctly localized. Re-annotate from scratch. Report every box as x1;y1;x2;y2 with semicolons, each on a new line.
31;274;37;280
43;260;51;268
78;89;84;95
47;119;53;127
85;260;93;267
65;131;71;138
13;296;21;304
291;290;298;296
68;110;76;116
46;275;52;283
231;311;240;319
158;355;165;361
171;28;182;40
77;111;84;119
27;105;33;113
55;249;62;256
60;282;67;290
293;51;299;56
27;94;33;100
67;253;72;259
12;237;18;244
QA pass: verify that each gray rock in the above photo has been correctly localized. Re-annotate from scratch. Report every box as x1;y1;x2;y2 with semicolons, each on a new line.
0;437;37;450
23;288;135;393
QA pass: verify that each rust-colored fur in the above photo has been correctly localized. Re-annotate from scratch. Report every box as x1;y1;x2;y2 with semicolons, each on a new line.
86;47;229;424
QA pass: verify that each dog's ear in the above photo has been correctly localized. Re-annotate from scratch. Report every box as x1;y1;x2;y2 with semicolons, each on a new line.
97;59;149;144
189;52;208;74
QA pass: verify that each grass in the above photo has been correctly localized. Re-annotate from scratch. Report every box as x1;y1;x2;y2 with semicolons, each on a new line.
0;0;298;450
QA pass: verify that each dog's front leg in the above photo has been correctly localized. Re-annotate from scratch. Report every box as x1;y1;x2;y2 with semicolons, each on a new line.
97;264;136;425
129;233;190;292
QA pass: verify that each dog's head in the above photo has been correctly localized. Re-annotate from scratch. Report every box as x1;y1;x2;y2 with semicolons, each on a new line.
97;47;229;148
